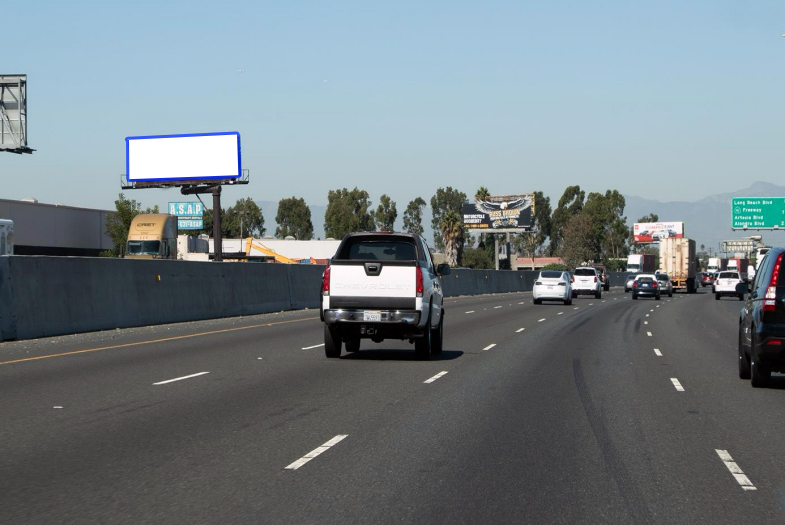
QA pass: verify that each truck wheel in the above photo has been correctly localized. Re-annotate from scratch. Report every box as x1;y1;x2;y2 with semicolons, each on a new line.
415;312;433;360
324;324;342;358
655;294;661;301
345;339;360;353
431;314;444;355
715;293;720;300
738;331;751;379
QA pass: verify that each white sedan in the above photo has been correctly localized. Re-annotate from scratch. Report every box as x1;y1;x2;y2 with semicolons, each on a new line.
533;270;572;305
715;271;744;301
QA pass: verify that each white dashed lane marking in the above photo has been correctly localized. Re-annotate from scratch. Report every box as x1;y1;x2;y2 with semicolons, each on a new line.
483;344;497;351
494;306;502;309
558;312;563;315
285;435;348;470
654;349;662;356
302;343;325;350
465;311;475;314
538;318;546;322
516;328;525;333
716;450;757;491
424;371;448;384
153;372;210;385
647;332;653;337
671;378;685;391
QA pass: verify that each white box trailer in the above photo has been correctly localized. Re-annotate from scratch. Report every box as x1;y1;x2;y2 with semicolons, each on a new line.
659;237;697;293
0;219;13;255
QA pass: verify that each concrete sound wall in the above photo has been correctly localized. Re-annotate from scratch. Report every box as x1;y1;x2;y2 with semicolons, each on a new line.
0;256;630;342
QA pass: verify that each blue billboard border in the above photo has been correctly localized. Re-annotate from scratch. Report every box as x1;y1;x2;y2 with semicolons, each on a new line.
125;131;242;183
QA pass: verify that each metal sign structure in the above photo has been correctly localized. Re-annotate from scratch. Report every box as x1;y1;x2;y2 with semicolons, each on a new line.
168;202;204;230
0;75;33;154
731;197;785;230
461;194;535;233
720;239;759;254
633;222;685;244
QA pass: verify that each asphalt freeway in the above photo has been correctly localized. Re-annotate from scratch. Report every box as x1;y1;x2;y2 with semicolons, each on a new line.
2;286;785;524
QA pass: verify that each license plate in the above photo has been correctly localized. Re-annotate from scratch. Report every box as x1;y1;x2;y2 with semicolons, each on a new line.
547;286;554;290
643;284;649;287
363;311;382;322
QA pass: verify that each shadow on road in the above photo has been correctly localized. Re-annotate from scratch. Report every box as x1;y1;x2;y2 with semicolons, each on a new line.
340;349;464;361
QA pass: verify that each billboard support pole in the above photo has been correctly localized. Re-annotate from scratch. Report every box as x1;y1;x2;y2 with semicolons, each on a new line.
494;236;499;271
181;184;223;262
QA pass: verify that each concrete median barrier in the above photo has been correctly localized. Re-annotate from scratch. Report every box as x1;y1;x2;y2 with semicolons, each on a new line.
0;257;631;342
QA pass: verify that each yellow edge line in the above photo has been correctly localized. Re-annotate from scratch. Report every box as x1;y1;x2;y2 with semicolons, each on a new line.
0;316;319;366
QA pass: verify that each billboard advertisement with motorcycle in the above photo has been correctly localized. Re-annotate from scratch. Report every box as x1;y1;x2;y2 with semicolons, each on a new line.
633;222;684;244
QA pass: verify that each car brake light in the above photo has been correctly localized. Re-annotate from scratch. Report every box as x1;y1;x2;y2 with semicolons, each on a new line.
633;282;638;288
767;340;782;346
594;277;597;283
416;266;423;297
652;283;658;288
763;254;783;312
322;266;331;295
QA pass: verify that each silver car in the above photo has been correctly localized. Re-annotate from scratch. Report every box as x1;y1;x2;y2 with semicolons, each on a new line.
655;273;673;297
625;274;637;293
533;270;572;305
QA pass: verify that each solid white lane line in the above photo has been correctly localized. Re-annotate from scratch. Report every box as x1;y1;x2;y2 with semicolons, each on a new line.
715;450;757;491
483;344;497;351
516;328;525;333
285;435;348;470
671;378;685;391
654;349;662;356
302;343;325;350
153;372;209;385
465;311;475;314
538;318;546;322
647;332;653;337
558;312;563;315
424;371;448;384
494;306;503;309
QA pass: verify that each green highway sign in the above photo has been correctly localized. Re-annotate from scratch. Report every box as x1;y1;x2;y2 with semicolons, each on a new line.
732;197;785;230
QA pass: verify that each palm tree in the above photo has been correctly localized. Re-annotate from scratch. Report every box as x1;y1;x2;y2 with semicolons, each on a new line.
475;186;490;202
440;210;464;267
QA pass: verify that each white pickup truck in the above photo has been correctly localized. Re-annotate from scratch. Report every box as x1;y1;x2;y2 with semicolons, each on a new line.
320;232;450;360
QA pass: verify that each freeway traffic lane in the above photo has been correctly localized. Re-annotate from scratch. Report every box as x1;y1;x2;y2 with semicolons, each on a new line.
5;288;774;523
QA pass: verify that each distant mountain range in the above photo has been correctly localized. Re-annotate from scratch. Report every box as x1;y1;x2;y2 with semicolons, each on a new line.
257;181;785;252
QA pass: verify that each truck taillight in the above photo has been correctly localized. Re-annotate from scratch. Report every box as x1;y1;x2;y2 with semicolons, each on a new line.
594;277;597;283
416;267;423;297
322;266;331;295
763;254;782;312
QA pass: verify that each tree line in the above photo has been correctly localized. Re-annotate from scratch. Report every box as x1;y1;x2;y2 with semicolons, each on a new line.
104;188;659;269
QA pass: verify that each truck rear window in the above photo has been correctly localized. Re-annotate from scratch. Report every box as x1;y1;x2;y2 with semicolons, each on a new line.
337;240;418;261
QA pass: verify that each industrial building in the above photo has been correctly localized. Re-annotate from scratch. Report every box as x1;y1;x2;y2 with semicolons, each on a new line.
0;198;114;256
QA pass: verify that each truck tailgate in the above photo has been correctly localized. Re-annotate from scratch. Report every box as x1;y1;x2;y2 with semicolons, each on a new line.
329;263;417;309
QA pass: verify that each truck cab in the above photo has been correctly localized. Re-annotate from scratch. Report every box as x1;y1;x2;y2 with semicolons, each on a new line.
126;214;178;259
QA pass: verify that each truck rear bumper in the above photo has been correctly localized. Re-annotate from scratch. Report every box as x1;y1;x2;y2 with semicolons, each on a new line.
323;309;421;326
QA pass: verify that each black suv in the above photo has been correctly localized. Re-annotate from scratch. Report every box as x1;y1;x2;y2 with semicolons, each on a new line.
739;247;784;387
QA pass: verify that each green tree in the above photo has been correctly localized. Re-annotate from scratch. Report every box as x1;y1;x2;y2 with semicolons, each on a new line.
103;193;159;256
461;247;493;269
403;197;427;236
515;191;552;269
431;187;467;250
583;189;628;261
541;263;569;271
440;210;464;267
559;214;595;269
371;194;397;232
549;186;585;255
223;198;265;238
324;187;374;239
475;186;490;201
275;197;313;240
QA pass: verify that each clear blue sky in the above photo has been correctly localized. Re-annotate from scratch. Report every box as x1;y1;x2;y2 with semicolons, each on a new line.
4;0;785;215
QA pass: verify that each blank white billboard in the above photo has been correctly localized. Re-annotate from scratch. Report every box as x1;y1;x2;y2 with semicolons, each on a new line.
126;132;241;182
